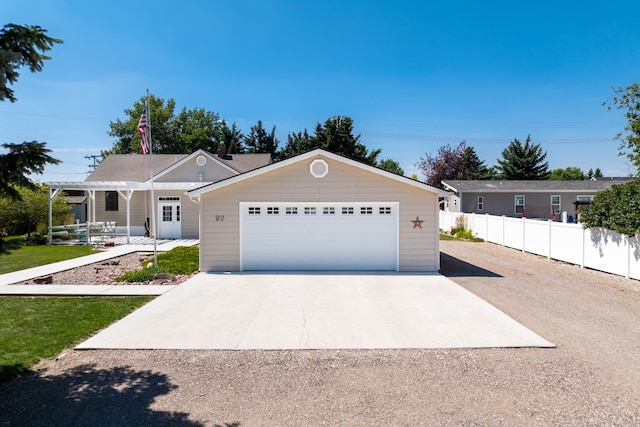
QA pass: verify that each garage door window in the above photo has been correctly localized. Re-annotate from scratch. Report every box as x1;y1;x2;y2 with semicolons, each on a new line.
361;207;373;215
379;207;392;215
342;207;354;215
267;207;279;215
323;207;335;215
248;207;260;215
304;207;316;215
286;207;298;215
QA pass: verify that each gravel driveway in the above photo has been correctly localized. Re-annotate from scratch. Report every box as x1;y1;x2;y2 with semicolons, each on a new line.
1;240;639;426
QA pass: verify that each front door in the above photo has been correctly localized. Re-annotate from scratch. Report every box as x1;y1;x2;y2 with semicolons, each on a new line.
158;202;181;239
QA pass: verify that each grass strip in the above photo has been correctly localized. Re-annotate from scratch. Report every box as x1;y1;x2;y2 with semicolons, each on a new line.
0;296;153;384
0;241;96;274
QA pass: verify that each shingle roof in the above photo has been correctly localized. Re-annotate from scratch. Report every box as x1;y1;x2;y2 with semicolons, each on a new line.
85;152;271;182
85;154;188;182
217;153;272;173
442;179;634;193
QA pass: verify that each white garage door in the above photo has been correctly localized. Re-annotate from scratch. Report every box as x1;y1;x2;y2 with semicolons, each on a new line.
240;202;398;271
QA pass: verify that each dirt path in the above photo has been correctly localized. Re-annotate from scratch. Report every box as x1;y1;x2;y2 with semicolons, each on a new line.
0;240;639;426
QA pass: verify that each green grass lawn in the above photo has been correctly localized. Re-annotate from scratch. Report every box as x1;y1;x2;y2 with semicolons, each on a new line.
0;296;153;384
0;237;96;274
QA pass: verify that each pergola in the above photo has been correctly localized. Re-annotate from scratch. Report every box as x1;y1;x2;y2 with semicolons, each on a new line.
46;181;206;244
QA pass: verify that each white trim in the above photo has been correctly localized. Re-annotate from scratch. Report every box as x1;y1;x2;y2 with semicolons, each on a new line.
515;195;525;215
309;159;329;178
150;149;238;181
189;149;449;198
239;201;399;271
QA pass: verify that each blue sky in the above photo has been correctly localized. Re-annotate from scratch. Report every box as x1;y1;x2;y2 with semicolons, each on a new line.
1;1;639;181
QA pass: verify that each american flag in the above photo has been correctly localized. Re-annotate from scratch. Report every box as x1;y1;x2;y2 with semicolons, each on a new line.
137;107;150;155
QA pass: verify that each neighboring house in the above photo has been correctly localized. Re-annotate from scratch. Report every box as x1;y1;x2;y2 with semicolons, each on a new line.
187;149;449;272
442;179;633;221
46;147;271;240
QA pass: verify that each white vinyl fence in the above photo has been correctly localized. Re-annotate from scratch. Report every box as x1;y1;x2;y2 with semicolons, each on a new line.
440;211;640;281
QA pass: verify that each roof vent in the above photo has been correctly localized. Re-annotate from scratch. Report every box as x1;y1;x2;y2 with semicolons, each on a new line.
310;159;329;178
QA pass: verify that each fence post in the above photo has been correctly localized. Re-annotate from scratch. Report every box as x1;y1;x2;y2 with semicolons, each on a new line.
580;228;585;269
522;217;526;252
485;213;489;242
627;235;631;279
502;215;506;246
547;220;552;260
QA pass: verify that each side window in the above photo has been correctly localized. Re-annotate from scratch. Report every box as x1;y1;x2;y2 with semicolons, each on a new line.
105;191;119;211
515;195;525;215
477;196;484;211
551;195;560;214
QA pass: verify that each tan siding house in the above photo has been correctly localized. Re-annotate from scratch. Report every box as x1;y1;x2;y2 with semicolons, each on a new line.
189;149;448;272
46;149;271;241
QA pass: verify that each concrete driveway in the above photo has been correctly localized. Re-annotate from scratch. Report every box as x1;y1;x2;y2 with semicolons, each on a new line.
77;272;554;350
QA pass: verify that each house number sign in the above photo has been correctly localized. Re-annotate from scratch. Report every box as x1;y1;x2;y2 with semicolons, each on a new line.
216;215;225;221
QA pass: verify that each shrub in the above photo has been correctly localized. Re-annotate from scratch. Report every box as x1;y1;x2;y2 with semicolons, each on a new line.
115;267;164;282
145;245;199;275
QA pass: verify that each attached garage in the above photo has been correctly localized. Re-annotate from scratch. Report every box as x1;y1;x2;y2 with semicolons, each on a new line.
188;149;449;272
240;201;398;270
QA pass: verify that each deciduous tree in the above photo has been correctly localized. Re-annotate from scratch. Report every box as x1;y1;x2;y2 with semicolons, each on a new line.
377;158;404;175
603;83;640;174
104;95;224;157
416;141;468;188
580;179;640;236
0;184;69;237
549;166;585;180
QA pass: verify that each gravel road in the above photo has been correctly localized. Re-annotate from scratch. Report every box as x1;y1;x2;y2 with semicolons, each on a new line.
1;240;639;426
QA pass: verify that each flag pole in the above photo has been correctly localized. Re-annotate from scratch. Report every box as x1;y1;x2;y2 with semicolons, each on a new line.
146;89;158;267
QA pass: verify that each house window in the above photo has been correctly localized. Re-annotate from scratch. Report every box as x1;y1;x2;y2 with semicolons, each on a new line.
379;207;392;215
248;207;261;215
105;191;119;211
341;207;354;215
360;207;373;215
551;195;561;215
323;207;335;215
515;195;525;215
267;207;279;215
304;207;316;215
285;207;298;215
577;195;594;202
477;196;484;211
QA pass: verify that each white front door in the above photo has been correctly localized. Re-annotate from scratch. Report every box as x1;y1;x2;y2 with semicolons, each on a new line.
158;202;181;239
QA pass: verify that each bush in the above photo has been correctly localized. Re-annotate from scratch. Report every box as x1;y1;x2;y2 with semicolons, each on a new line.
116;246;199;282
580;179;640;236
115;267;164;282
448;215;483;241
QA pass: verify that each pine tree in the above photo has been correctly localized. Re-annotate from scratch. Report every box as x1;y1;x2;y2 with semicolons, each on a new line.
496;135;550;180
244;120;280;160
461;146;490;179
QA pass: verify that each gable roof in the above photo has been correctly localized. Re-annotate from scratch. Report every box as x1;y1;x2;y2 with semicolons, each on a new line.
188;149;449;198
86;154;187;182
442;179;634;193
85;151;272;183
150;149;238;181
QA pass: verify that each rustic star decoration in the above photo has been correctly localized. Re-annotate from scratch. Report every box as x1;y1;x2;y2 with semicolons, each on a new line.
411;216;424;229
